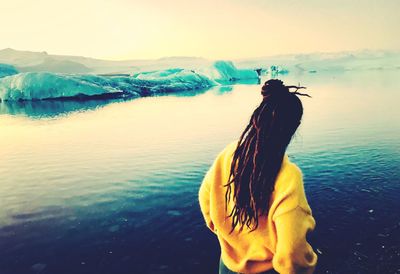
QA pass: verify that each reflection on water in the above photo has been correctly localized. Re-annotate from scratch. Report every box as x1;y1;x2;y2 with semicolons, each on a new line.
0;86;225;119
0;71;399;274
0;99;121;118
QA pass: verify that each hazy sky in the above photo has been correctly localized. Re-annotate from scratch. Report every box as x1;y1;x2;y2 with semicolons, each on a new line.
1;0;399;60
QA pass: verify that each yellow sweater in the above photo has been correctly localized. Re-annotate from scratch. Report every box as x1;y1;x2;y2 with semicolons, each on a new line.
199;141;318;274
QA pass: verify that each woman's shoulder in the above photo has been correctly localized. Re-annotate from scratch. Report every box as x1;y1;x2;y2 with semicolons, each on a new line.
280;156;303;180
224;140;239;154
215;140;238;164
205;141;238;176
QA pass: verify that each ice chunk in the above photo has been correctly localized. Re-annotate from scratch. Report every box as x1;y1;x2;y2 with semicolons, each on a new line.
133;68;187;79
131;68;216;90
199;60;259;83
0;69;216;101
0;63;18;78
0;61;259;101
0;72;122;101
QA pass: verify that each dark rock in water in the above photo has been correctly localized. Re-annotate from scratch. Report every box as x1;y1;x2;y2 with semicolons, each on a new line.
31;263;46;272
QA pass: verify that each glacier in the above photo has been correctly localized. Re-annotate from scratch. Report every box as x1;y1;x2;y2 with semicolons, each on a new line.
0;61;258;101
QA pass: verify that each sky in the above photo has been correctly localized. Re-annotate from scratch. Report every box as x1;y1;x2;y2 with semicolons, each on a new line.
0;0;399;60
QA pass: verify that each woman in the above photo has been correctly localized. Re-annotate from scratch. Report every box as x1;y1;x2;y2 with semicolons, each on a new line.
199;79;318;274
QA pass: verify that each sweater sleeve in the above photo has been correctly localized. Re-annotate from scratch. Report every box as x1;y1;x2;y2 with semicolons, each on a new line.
198;164;215;232
198;142;236;233
271;164;318;274
272;207;318;274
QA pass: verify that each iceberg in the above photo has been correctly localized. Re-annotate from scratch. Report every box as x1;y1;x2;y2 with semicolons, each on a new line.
0;64;18;78
132;68;216;88
132;62;259;83
0;60;260;101
0;69;216;101
199;61;259;83
0;73;122;101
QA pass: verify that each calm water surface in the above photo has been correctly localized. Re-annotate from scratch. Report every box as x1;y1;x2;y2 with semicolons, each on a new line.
0;71;399;274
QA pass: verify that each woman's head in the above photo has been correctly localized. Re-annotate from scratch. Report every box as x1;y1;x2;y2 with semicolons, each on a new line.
225;79;309;232
258;79;304;148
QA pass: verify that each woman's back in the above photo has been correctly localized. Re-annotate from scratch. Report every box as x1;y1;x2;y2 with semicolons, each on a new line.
199;80;318;274
199;141;317;273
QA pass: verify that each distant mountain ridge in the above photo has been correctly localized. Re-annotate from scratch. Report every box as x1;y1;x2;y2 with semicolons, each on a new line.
0;48;399;74
0;48;211;74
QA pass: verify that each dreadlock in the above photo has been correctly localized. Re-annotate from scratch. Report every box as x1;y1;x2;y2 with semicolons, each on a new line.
225;79;310;232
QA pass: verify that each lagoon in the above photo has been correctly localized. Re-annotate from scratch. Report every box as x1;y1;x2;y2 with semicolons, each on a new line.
0;70;399;273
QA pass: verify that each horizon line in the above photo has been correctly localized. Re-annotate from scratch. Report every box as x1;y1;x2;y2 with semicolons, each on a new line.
1;47;399;62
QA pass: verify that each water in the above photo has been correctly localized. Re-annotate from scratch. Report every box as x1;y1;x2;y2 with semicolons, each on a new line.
0;71;399;274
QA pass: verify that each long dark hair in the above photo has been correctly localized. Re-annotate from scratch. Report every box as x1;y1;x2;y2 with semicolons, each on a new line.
225;79;310;232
